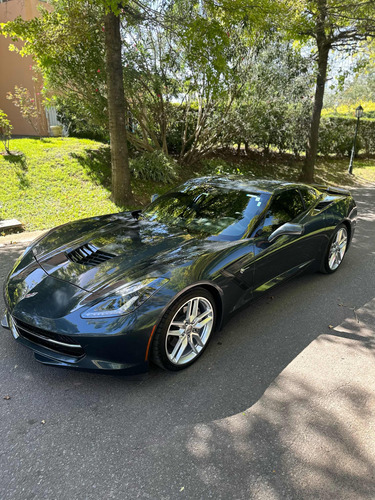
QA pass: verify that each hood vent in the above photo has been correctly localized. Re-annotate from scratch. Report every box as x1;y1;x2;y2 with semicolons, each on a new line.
66;243;115;267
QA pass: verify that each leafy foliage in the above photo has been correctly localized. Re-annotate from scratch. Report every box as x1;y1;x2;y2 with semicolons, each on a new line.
1;1;107;131
0;110;12;154
319;116;375;156
1;0;274;165
6;86;42;135
200;157;245;176
274;0;375;180
130;151;179;183
226;40;314;156
323;101;375;120
56;100;110;142
1;0;374;188
120;2;262;164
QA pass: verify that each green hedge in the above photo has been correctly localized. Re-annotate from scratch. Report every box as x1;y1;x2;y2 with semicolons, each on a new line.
234;113;375;157
318;116;375;156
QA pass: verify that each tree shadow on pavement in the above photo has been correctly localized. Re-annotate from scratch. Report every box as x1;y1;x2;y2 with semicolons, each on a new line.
174;373;375;499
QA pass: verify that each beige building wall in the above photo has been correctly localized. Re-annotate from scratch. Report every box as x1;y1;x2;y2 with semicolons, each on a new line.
0;0;49;136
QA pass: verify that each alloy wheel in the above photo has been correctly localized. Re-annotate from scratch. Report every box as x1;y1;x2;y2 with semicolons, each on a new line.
165;296;214;365
328;227;348;271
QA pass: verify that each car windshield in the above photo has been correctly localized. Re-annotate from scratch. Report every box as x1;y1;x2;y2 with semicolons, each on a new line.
142;183;270;240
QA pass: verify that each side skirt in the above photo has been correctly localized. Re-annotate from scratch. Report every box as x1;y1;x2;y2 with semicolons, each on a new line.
253;260;315;296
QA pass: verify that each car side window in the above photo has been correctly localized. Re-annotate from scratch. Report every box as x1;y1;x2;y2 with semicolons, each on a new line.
299;187;318;209
252;189;305;237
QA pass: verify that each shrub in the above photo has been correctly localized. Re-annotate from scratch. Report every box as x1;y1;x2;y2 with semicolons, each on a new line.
318;116;373;156
166;103;196;155
56;101;109;143
6;86;41;136
200;158;244;176
0;110;12;154
228;108;375;157
130;151;179;184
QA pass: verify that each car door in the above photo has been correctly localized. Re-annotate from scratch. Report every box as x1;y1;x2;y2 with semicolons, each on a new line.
298;186;329;262
249;188;315;296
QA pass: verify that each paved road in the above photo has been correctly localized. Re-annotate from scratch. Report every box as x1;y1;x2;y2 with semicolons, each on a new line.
1;187;375;500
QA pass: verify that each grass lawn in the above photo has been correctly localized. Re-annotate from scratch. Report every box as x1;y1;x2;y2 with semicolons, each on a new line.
1;138;117;232
350;158;375;183
0;138;170;232
1;138;374;233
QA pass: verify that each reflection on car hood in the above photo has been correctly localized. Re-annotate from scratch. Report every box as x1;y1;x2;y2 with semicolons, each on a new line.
32;212;237;293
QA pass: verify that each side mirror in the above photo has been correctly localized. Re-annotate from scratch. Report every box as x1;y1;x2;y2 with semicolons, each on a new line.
268;223;304;244
151;193;159;203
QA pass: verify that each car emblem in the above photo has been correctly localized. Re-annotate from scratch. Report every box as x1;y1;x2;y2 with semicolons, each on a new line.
25;292;38;299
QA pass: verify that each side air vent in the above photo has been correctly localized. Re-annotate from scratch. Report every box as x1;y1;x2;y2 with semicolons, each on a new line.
66;243;115;267
314;200;332;211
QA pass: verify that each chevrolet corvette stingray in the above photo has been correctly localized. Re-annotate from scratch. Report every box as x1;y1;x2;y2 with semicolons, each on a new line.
2;176;357;373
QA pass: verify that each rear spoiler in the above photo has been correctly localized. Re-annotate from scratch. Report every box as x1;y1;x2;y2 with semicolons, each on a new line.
312;184;351;196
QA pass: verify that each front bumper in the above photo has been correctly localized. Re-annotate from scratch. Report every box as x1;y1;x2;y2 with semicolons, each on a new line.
1;309;150;373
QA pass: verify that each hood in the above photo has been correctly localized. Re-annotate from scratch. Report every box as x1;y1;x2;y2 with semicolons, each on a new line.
32;212;235;294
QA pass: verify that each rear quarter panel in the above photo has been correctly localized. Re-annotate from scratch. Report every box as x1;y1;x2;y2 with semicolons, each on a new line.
324;195;357;245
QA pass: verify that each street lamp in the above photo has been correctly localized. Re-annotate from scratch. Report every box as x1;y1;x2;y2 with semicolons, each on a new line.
348;105;364;175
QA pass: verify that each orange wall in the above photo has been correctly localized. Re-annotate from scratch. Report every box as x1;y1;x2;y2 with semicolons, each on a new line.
0;0;49;136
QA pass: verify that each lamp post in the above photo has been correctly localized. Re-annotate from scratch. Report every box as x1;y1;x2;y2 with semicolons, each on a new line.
348;105;364;175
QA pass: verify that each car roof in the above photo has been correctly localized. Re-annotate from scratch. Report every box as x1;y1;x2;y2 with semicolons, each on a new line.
185;175;310;195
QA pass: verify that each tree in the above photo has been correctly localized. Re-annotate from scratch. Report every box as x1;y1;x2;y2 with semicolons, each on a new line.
280;0;375;181
326;64;375;106
104;9;135;205
1;0;136;205
2;0;269;171
227;40;313;156
119;0;259;163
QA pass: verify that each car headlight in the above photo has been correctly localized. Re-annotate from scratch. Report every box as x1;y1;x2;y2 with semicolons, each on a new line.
81;277;169;318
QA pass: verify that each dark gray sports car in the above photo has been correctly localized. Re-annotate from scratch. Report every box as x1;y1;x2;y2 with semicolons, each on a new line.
2;176;357;373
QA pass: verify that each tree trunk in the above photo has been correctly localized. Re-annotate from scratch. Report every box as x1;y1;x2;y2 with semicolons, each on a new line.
159;96;168;155
302;45;330;182
104;11;135;206
302;0;330;183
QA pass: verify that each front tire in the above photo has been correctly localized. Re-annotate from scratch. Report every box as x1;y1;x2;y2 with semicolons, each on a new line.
321;223;348;274
151;288;216;371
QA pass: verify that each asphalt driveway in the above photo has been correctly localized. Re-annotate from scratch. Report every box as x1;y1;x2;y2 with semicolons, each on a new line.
1;186;375;500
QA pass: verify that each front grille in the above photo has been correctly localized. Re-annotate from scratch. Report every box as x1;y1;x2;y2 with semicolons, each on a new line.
13;318;84;357
66;243;115;267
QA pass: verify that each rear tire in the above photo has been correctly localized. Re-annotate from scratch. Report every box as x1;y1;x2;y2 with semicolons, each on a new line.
151;288;216;371
320;223;348;274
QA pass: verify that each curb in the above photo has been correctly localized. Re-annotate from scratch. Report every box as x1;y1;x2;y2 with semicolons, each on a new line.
0;230;46;247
